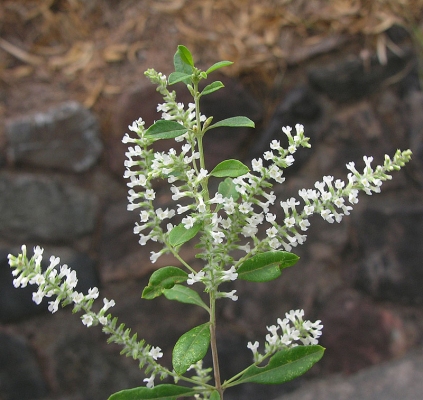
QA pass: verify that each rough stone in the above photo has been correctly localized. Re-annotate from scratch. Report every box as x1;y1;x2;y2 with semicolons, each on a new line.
0;173;98;242
6;101;102;172
250;85;323;165
0;332;49;400
273;346;423;400
348;196;423;305
0;248;99;323
318;289;408;374
404;90;423;185
308;49;413;102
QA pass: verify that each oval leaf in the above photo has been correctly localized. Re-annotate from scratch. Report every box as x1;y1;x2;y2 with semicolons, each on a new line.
108;383;196;400
169;223;201;247
210;159;249;178
207;116;255;130
230;345;324;386
218;177;240;201
237;251;299;282
209;391;221;400
177;45;194;67
145;120;187;140
163;284;209;311
142;267;188;300
173;323;211;375
201;81;224;96
169;71;192;85
206;60;234;74
174;49;193;83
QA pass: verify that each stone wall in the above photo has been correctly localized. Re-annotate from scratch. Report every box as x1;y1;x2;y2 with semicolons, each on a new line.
1;41;423;400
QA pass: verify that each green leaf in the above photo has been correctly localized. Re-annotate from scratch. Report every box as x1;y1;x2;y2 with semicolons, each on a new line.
230;346;324;386
145;120;187;140
207;116;255;130
210;159;249;178
169;223;201;247
206;60;234;74
174;48;193;84
237;251;299;282
163;284;209;311
177;45;194;67
218;177;240;201
209;390;221;400
168;71;192;85
201;81;224;96
108;383;197;400
173;323;211;375
142;267;188;300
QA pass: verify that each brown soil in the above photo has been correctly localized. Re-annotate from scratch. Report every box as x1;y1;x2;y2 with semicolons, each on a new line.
1;0;422;123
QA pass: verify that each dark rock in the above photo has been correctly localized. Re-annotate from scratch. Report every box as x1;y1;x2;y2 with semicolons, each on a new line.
0;173;98;242
318;289;407;374
320;100;407;177
286;34;349;66
0;332;49;400
308;49;413;102
0;248;99;323
349;196;423;305
6;101;102;172
250;86;322;164
273;346;423;400
404;90;423;185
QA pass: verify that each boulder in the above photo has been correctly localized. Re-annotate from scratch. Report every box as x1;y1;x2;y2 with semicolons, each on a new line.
6;101;102;172
0;173;98;242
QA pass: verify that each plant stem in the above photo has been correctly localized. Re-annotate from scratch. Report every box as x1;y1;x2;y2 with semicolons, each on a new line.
209;291;223;399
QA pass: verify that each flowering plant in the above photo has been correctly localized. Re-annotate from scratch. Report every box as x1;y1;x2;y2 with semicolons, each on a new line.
8;45;412;400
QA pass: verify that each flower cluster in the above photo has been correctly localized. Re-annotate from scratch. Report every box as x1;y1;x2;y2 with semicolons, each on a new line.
247;309;323;363
8;245;167;388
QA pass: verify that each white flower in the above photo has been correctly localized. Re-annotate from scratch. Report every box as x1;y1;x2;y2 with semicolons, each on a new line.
66;270;78;289
144;374;156;388
247;341;260;355
72;292;84;304
239;202;253;214
48;299;60;313
149;346;163;360
284;217;296;228
266;226;278;238
211;230;225;244
187;271;205;285
32;289;45;305
82;314;94;327
150;251;161;263
222;290;238;301
182;215;195;229
102;298;115;312
221;266;238;281
86;287;99;300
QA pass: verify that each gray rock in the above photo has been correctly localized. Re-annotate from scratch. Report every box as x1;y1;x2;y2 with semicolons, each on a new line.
350;196;423;304
6;101;102;172
272;346;423;400
250;85;323;165
308;49;413;102
0;173;98;241
0;332;49;400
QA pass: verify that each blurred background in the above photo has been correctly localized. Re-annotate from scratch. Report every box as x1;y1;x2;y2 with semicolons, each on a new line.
0;1;423;399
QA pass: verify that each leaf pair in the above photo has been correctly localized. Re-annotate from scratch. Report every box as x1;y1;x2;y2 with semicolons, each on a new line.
144;116;255;141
